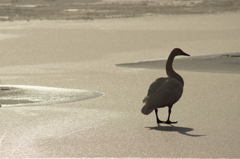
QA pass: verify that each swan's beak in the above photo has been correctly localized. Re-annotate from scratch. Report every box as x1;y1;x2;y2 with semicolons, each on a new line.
182;52;190;56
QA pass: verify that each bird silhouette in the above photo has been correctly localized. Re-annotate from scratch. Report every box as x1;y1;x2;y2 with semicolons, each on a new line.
142;48;190;124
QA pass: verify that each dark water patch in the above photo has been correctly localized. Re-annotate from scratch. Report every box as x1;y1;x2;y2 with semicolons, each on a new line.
116;53;240;74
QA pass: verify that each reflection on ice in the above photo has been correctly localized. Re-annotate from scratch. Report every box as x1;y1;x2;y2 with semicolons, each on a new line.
0;85;104;107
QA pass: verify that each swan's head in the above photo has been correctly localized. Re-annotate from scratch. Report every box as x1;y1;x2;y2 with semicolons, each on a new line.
171;48;190;57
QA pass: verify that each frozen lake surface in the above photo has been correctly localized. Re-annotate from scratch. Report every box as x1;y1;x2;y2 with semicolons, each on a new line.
0;13;240;158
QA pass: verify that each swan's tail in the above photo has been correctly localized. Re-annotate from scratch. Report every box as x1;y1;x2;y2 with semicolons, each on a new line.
141;104;154;115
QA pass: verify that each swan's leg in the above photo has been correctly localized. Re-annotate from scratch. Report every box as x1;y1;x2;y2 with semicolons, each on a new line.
165;106;177;124
155;109;163;124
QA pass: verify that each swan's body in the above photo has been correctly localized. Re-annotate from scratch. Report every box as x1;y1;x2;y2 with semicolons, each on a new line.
142;48;190;124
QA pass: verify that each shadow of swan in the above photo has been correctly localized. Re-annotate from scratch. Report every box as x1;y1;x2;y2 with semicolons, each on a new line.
146;125;205;137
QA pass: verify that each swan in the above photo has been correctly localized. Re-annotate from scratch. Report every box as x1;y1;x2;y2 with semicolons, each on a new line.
141;48;190;124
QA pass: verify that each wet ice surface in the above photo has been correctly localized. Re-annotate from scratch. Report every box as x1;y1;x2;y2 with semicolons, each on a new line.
0;85;103;107
116;53;240;74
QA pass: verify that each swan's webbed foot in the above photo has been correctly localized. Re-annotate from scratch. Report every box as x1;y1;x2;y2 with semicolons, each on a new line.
157;119;164;124
164;120;178;124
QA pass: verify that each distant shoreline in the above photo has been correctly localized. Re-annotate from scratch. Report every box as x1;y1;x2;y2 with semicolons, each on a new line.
0;0;240;21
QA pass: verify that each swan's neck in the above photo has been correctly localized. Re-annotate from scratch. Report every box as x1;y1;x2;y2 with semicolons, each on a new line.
166;54;184;86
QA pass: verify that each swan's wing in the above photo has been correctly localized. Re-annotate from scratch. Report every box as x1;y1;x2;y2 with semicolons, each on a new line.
142;78;183;114
143;77;167;103
150;78;183;106
147;77;168;96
